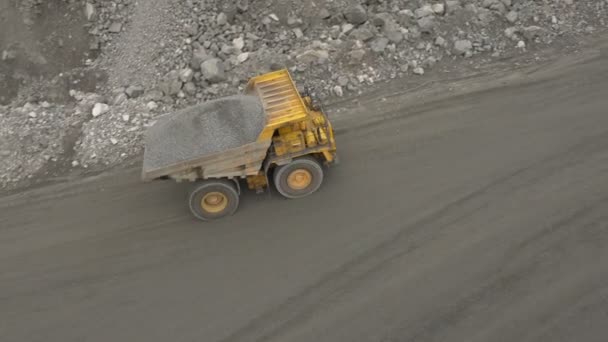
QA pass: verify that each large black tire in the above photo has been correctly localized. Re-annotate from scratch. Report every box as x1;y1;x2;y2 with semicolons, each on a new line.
274;156;324;199
188;179;239;221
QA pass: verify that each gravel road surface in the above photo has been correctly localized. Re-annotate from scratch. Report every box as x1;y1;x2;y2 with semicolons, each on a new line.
1;42;607;342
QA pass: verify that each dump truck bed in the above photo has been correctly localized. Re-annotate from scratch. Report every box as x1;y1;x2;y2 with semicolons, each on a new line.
142;95;270;181
142;69;314;182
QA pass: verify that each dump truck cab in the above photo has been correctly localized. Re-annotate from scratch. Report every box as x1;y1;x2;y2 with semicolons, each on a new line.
243;69;338;194
142;69;338;221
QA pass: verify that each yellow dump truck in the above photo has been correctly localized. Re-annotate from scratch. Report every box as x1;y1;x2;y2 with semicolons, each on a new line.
142;69;338;220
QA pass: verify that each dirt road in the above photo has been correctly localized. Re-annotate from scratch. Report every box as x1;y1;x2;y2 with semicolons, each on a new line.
1;43;608;342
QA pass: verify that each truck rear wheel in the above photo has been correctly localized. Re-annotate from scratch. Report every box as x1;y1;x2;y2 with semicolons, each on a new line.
274;156;324;199
188;179;239;221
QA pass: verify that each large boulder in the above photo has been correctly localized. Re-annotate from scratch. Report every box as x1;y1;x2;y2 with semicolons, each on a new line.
454;39;473;55
201;59;226;83
344;5;368;25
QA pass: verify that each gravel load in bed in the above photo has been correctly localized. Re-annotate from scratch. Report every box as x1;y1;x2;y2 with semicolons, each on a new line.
143;94;265;173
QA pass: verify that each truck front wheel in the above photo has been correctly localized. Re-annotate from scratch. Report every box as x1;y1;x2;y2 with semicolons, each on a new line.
188;179;239;221
274;156;324;199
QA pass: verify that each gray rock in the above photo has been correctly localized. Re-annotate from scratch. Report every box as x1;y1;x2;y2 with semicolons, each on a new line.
370;37;389;53
349;49;366;61
319;8;331;19
435;36;447;46
147;101;158;110
190;47;210;70
108;22;122;33
373;13;393;27
1;49;16;60
477;8;493;24
144;90;164;101
350;27;375;41
328;14;344;26
92;103;109;117
342;23;355;34
423;56;437;68
201;59;226;83
329;26;341;39
233;37;245;50
446;0;462;13
160;71;183;96
396;10;415;26
217;12;228;26
185;22;199;36
237;52;250;63
415;5;434;18
432;3;445;15
454;39;473;54
287;14;302;27
221;2;237;22
413;67;425;75
504;26;518;39
183;82;197;95
386;28;404;44
522;25;543;38
465;3;478;12
113;93;128;105
237;0;249;12
179;68;194;83
221;44;235;55
337;75;350;87
506;10;518;23
85;3;96;21
482;0;506;13
89;38;100;51
296;50;329;64
417;16;436;33
344;5;368;25
333;85;344;97
126;85;145;98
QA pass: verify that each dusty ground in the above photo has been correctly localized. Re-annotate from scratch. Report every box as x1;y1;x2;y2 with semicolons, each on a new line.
1;38;607;341
0;0;105;104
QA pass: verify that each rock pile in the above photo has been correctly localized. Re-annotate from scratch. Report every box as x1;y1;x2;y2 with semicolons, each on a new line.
86;0;608;104
0;101;78;188
83;0;133;51
1;0;607;190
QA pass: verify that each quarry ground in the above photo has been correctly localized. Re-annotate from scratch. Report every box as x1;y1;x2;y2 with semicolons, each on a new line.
1;1;608;341
1;34;608;342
